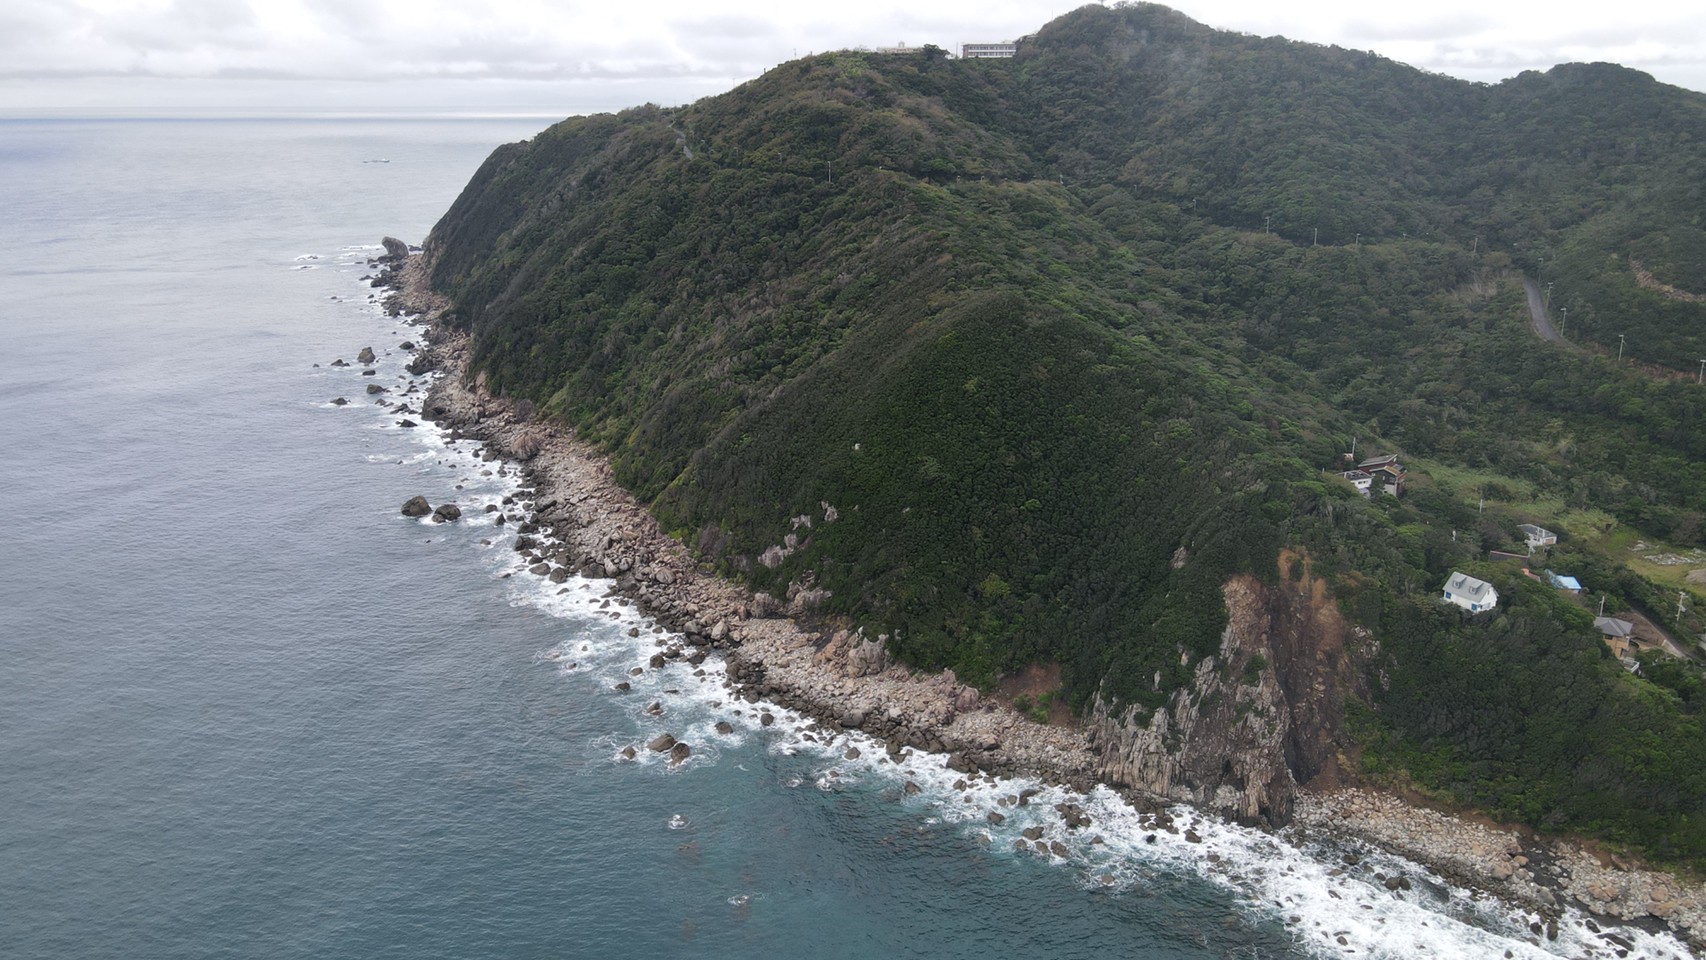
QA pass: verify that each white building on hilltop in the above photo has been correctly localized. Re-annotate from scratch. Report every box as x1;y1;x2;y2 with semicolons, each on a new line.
1442;571;1499;613
961;42;1018;58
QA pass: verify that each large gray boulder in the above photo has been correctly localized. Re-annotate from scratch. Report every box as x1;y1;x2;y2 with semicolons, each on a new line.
380;236;409;260
401;495;431;517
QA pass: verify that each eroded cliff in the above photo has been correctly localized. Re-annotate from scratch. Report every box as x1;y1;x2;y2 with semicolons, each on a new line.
1086;552;1370;824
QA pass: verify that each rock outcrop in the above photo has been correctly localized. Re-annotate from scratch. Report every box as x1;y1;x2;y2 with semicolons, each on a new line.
380;236;409;261
401;495;432;517
1086;555;1369;825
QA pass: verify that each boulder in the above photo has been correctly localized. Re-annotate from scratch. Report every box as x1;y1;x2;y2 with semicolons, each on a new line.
381;236;409;260
647;734;677;752
397;419;418;428
431;503;461;523
846;634;888;677
715;721;734;735
401;495;432;517
357;346;376;364
839;709;865;728
669;741;692;765
330;397;349;406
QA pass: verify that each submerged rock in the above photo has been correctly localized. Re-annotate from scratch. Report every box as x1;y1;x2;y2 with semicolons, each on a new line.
400;495;431;517
669;742;692;765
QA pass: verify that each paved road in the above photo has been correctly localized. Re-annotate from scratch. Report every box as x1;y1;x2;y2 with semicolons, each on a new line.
1523;276;1562;342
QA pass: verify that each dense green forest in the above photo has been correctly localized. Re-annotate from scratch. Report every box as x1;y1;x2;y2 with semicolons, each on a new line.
426;4;1706;864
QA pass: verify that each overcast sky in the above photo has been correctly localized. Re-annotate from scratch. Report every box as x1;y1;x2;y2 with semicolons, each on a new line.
3;0;1704;116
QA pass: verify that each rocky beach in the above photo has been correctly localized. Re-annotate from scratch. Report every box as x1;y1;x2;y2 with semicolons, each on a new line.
379;244;1706;954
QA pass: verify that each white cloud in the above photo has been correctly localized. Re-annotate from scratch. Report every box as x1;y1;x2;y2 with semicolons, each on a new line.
2;0;1703;112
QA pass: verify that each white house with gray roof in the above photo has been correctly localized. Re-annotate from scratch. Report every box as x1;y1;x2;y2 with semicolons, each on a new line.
1442;571;1499;613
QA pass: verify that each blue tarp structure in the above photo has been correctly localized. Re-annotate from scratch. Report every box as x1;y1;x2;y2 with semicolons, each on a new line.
1546;571;1582;591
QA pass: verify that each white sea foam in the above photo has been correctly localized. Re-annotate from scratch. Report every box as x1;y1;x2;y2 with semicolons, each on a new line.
341;264;1691;960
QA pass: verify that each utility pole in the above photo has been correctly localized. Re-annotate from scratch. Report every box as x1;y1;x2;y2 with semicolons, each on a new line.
1697;359;1704;384
1559;307;1567;338
1545;282;1553;309
1354;233;1361;252
1599;595;1607;616
1313;227;1318;246
1264;215;1271;235
828;159;832;184
1619;333;1627;361
1472;236;1478;255
1679;590;1688;628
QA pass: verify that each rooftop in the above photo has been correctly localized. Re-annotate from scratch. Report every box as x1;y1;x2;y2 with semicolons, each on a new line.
1595;616;1636;638
1444;571;1495;604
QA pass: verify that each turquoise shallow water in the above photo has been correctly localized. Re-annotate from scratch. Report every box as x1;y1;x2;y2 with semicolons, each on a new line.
0;117;1686;960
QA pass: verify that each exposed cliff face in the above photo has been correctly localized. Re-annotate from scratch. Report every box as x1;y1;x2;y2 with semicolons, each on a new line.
1085;553;1370;825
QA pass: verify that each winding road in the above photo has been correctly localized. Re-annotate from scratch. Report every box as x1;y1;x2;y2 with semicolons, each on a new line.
1523;276;1562;343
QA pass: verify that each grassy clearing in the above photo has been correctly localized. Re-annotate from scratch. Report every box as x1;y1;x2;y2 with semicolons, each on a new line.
1408;457;1620;540
1602;528;1706;604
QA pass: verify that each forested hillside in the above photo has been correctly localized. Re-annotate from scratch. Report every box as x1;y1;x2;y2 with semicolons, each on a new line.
425;3;1706;864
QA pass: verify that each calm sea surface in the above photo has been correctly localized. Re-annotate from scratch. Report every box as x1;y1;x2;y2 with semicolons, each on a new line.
0;118;1684;960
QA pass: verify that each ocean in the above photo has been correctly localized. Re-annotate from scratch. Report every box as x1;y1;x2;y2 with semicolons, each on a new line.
0;116;1687;959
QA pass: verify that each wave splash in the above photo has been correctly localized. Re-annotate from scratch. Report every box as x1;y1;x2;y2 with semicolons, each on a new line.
326;254;1690;960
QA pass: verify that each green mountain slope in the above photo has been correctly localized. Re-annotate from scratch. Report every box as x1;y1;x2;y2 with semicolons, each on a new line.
425;4;1706;863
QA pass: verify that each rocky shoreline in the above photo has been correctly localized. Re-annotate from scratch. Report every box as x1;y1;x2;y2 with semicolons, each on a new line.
376;246;1705;954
